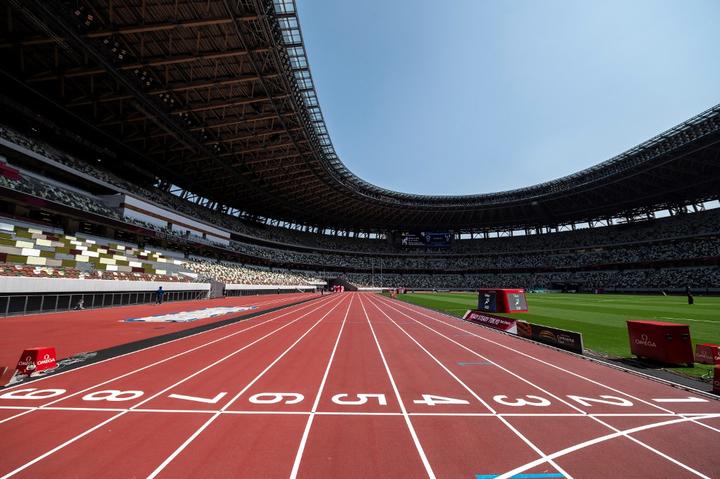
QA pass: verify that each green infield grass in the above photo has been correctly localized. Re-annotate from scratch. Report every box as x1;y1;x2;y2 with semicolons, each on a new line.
388;292;719;380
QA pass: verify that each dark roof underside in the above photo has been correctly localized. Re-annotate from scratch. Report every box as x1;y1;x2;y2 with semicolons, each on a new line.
1;0;719;231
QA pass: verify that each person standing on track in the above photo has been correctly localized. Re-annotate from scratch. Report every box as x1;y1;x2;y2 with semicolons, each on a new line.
686;285;694;305
155;286;164;304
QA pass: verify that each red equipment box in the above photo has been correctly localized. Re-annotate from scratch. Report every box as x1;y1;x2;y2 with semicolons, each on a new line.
695;343;720;364
477;288;528;313
16;347;57;375
627;321;693;366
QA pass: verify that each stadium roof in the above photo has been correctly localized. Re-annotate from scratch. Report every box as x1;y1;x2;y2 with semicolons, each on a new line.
1;0;720;232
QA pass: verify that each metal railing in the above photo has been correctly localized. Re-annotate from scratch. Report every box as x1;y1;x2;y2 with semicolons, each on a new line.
0;289;208;317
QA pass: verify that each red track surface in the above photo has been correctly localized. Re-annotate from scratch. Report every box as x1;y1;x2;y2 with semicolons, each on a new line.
0;293;314;367
0;292;718;478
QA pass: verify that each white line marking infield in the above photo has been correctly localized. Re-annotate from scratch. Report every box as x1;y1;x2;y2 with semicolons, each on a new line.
494;414;720;479
373;296;719;478
3;404;715;418
366;296;572;479
0;295;346;479
381;296;715;413
2;294;718;479
289;295;353;479
0;294;306;394
145;294;352;479
168;392;227;404
9;388;716;414
359;295;438;479
653;397;708;403
0;295;336;426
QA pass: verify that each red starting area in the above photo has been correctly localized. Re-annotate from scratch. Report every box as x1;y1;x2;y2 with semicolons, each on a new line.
15;347;57;376
0;293;718;478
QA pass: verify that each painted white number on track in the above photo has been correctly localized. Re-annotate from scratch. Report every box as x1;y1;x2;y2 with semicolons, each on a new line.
652;397;707;404
249;392;304;405
493;395;551;407
413;394;470;406
82;390;144;402
331;393;388;406
567;395;633;407
0;388;66;400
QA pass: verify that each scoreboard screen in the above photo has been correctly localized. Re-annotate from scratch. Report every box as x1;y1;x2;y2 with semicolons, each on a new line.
507;293;528;311
400;233;425;247
478;291;498;312
423;232;452;248
400;231;451;248
477;288;528;313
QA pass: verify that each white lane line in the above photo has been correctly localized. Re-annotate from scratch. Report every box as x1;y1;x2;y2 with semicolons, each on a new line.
680;416;720;434
378;296;716;477
168;393;227;404
656;317;716;323
367;298;496;412
0;298;300;392
367;296;573;479
0;295;331;426
589;413;677;417
0;405;685;418
0;295;343;479
387;298;720;419
360;295;437;479
382;297;680;413
146;294;350;479
494;414;720;479
11;407;221;415
590;415;713;478
288;294;353;478
213;410;308;415
40;406;127;412
0;293;314;396
653;397;708;403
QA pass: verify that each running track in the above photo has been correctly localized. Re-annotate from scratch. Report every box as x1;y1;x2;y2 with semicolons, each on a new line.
0;293;314;368
0;292;718;478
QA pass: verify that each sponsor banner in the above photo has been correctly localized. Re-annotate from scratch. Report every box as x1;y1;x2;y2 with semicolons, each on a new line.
626;321;694;365
124;306;256;323
633;333;657;349
516;321;584;355
695;343;720;365
516;320;532;338
463;310;518;335
16;347;57;375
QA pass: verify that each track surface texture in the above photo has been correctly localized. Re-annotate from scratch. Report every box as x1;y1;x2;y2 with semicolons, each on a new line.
0;293;314;367
0;292;718;478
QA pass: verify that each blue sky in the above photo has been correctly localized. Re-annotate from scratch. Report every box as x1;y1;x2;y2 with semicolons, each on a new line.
297;0;720;195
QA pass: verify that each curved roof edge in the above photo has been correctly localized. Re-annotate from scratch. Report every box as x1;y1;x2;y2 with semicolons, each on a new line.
271;0;720;207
